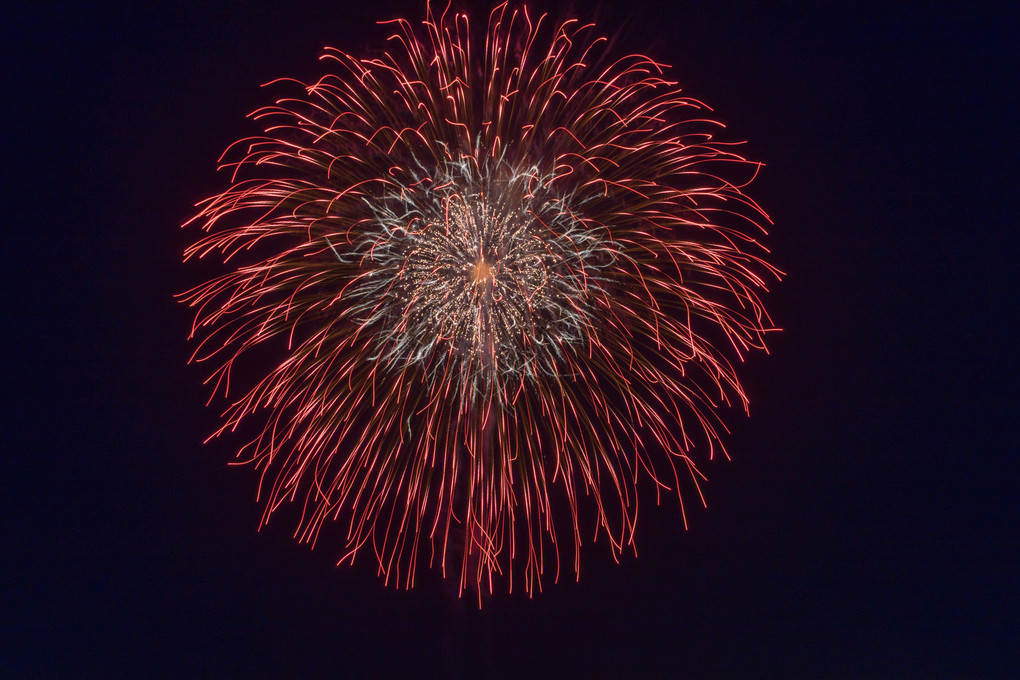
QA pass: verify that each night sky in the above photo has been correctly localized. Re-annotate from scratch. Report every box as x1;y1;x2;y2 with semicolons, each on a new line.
5;1;1017;678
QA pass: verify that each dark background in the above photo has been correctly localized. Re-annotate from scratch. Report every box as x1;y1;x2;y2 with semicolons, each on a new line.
4;1;1016;678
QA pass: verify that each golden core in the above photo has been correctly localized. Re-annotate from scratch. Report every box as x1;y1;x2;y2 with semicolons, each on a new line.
471;258;495;285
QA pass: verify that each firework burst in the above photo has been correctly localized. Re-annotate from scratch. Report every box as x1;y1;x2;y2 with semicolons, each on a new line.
181;1;780;596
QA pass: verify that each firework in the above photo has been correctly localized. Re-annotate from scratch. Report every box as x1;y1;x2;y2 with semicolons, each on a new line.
180;1;780;596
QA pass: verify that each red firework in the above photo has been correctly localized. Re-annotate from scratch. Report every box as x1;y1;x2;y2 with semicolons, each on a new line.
180;1;780;596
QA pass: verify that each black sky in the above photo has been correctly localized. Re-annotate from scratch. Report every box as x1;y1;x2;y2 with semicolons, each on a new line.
4;1;1017;678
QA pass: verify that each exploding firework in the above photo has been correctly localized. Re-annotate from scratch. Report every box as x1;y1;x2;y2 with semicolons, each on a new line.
181;1;780;596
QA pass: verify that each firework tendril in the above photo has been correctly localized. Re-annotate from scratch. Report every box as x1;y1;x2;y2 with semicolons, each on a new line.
181;1;781;597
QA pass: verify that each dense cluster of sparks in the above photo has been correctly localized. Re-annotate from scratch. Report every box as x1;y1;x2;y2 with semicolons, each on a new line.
181;1;780;597
344;156;613;406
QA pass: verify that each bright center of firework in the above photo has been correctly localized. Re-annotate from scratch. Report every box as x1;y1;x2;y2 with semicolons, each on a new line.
471;257;495;286
349;160;614;404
